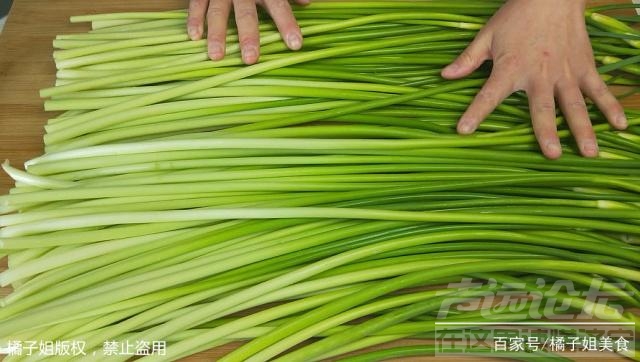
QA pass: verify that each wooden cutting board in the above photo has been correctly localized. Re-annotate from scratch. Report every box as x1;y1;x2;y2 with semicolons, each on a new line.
0;1;637;361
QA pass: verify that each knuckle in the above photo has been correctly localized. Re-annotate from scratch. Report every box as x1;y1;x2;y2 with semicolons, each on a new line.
235;8;258;21
190;0;208;7
460;51;476;67
566;99;586;111
266;0;290;10
188;0;209;20
475;88;500;107
535;101;556;113
591;82;611;98
608;102;625;115
207;3;226;18
239;36;258;48
207;34;226;43
187;18;202;28
613;102;624;112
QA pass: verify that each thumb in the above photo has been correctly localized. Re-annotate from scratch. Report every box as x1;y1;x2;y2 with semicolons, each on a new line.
442;35;491;79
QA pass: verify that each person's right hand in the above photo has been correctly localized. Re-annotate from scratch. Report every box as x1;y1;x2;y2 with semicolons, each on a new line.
187;0;309;65
442;0;627;159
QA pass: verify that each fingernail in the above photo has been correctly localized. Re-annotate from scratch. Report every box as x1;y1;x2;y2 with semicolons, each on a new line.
545;142;562;158
444;63;460;75
616;114;628;129
189;24;204;41
209;43;225;60
286;34;302;50
188;27;197;40
458;121;476;134
242;46;258;64
581;140;599;157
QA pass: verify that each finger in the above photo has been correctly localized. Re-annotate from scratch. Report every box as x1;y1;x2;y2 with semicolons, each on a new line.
233;0;261;64
456;71;515;135
206;0;232;60
441;32;491;79
294;0;310;4
264;0;302;50
528;83;562;159
582;71;628;130
188;0;209;40
557;85;598;157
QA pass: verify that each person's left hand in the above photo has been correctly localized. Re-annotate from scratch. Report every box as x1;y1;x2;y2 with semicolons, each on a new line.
442;0;627;159
187;0;309;64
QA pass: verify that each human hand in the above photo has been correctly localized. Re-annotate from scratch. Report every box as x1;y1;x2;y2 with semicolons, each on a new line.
187;0;309;64
442;0;628;159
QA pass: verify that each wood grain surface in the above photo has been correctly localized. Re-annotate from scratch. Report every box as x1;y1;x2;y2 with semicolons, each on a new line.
0;1;637;361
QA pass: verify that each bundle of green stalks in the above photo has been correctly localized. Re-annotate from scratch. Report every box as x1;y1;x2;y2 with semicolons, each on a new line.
1;1;640;361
